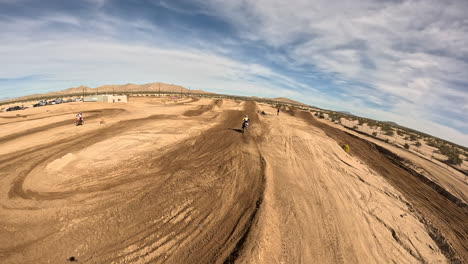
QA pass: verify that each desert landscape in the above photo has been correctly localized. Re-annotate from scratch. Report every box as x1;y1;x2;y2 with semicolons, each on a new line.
0;94;466;264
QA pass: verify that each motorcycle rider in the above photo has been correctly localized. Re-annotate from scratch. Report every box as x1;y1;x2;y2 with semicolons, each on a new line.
242;115;250;130
76;112;83;125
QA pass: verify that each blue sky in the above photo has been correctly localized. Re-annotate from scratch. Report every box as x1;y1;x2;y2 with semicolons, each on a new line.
1;0;467;146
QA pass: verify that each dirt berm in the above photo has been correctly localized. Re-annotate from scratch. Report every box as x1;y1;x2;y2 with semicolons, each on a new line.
294;110;468;263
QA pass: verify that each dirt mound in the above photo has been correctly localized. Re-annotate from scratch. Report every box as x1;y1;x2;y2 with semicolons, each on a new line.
183;99;223;117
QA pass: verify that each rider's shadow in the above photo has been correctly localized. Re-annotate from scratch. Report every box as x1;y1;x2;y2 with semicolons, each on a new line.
228;128;243;133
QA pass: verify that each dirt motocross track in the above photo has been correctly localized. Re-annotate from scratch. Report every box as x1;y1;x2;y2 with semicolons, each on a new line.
0;98;466;263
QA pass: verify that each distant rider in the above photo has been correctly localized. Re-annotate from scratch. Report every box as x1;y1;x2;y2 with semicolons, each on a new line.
76;112;83;124
242;115;250;129
243;114;249;123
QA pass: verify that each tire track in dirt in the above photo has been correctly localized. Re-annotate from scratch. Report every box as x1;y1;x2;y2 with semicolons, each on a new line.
0;101;265;263
294;110;468;263
3;114;175;200
0;109;127;144
76;101;265;263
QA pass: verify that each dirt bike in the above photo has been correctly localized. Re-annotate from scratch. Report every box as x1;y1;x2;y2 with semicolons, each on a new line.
76;117;84;126
242;121;249;133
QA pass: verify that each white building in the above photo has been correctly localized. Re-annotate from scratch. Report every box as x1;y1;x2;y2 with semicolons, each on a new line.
83;95;127;103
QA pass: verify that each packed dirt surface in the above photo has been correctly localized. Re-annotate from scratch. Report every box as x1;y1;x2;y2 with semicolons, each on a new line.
0;97;466;263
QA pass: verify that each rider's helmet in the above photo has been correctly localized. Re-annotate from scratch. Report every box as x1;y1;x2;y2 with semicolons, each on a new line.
245;115;248;118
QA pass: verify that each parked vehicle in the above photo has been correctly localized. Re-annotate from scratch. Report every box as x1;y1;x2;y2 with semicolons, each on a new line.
6;106;23;111
33;100;48;107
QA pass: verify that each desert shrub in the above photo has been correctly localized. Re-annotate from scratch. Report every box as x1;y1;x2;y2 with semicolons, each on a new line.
410;134;417;141
328;112;343;122
438;144;460;156
385;139;389;143
367;120;378;128
318;113;325;119
427;139;438;147
415;141;422;148
404;136;409;140
385;130;394;136
314;112;319;117
372;132;378;137
404;143;410;149
381;124;393;132
397;130;404;136
448;153;462;165
342;144;350;153
358;119;364;125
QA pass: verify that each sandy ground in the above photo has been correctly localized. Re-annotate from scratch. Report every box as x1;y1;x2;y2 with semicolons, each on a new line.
0;97;466;263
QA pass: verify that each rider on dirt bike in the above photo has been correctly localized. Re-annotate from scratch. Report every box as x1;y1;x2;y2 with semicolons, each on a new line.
76;112;83;125
242;115;250;132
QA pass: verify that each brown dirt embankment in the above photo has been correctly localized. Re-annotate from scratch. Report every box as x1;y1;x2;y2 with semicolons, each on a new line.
295;110;468;263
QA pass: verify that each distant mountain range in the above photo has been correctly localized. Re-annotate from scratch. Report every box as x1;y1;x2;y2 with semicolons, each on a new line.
271;97;308;106
384;121;400;126
1;82;212;103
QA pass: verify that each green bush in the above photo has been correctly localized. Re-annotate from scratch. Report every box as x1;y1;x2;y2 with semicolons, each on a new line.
381;124;393;132
385;130;394;136
415;141;422;148
404;143;410;149
448;154;462;165
372;132;378;137
427;139;438;147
